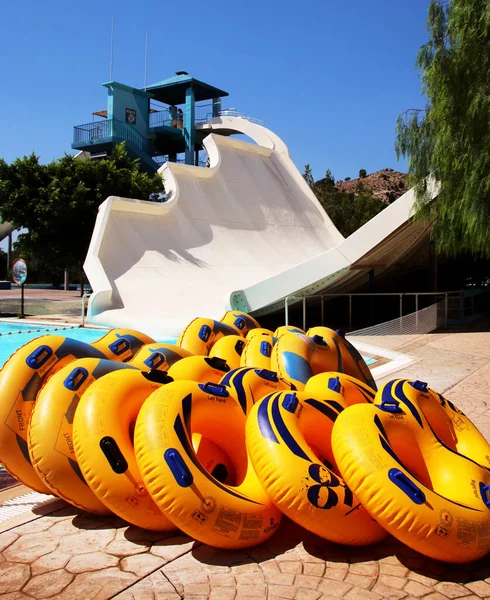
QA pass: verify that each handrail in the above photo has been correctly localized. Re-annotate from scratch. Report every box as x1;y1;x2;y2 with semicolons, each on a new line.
73;119;151;154
74;110;264;153
150;109;171;128
195;103;214;122
283;289;486;331
217;110;264;125
81;293;91;327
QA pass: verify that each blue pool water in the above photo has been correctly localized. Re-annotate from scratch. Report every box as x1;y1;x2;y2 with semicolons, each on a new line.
0;321;377;369
0;323;107;368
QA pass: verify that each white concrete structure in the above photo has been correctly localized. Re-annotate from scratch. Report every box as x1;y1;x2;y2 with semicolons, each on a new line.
84;117;438;339
0;221;15;244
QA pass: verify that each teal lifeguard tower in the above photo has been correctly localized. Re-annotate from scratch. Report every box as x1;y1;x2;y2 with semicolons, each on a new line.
72;72;229;172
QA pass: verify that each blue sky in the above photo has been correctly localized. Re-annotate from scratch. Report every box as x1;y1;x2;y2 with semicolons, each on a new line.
0;0;430;181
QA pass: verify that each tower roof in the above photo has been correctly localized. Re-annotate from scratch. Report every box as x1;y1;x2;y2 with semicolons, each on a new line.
144;72;228;105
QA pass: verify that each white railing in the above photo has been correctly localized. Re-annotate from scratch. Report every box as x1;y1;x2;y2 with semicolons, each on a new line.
81;293;91;327
217;110;264;125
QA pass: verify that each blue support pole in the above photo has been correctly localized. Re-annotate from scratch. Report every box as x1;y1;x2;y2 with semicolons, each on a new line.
184;85;195;165
212;97;221;118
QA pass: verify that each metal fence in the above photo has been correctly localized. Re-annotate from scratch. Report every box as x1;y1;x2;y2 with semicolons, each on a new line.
150;109;171;128
347;302;441;350
195;103;214;122
73;120;113;144
284;289;489;332
73;119;151;154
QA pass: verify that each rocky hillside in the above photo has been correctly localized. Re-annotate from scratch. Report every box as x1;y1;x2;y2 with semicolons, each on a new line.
335;168;407;204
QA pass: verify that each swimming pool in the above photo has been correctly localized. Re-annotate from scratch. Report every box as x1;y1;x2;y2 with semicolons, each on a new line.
0;320;377;369
0;322;107;368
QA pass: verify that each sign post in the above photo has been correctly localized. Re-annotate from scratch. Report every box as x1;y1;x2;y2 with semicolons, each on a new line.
12;258;27;319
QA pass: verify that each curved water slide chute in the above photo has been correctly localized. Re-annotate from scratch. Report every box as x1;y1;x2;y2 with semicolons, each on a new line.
0;220;15;244
84;117;438;339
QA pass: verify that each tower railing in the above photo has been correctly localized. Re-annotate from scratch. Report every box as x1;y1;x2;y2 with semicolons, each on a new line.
150;109;171;128
195;103;214;122
73;119;150;154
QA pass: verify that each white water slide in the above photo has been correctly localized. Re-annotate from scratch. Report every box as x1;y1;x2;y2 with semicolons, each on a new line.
84;117;438;339
0;221;15;244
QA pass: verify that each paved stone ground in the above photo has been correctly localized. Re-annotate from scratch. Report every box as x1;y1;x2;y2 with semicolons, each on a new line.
0;287;87;320
1;320;490;599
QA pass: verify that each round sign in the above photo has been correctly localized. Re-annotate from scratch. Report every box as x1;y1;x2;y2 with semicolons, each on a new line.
12;258;27;285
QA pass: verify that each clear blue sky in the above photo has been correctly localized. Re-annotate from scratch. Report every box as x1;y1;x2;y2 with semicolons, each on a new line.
0;0;430;181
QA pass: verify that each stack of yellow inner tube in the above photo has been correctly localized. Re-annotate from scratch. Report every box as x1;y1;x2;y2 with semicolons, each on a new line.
0;310;488;562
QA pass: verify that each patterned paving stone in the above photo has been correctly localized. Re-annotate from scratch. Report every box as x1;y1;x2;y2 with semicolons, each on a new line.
371;582;408;599
120;553;165;577
56;567;136;600
0;562;31;595
4;533;58;563
31;550;71;576
0;491;489;600
65;551;119;574
434;581;473;598
1;593;32;600
111;569;181;599
465;580;490;597
22;569;74;599
0;531;19;553
57;528;117;555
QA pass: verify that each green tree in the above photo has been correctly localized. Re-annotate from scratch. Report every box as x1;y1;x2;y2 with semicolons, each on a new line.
359;169;367;178
0;144;162;288
303;164;314;188
311;173;385;237
395;0;490;256
324;169;335;185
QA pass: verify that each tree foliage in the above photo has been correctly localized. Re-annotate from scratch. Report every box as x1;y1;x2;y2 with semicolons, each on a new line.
303;167;386;237
395;0;490;256
0;144;162;281
303;164;314;187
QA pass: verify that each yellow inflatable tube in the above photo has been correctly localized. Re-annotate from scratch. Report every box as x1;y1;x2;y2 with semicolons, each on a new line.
135;380;282;548
307;326;376;390
178;318;237;355
220;367;295;415
401;382;490;470
246;390;386;545
274;325;305;338
73;369;175;530
305;372;376;405
0;328;152;493
271;332;314;390
28;344;193;513
220;310;261;336
29;358;137;513
332;379;490;562
209;335;246;370
245;328;275;341
240;333;276;370
167;355;230;383
129;343;192;371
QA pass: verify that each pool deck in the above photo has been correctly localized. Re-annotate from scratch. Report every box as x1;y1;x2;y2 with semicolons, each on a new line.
0;287;87;324
1;321;490;599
